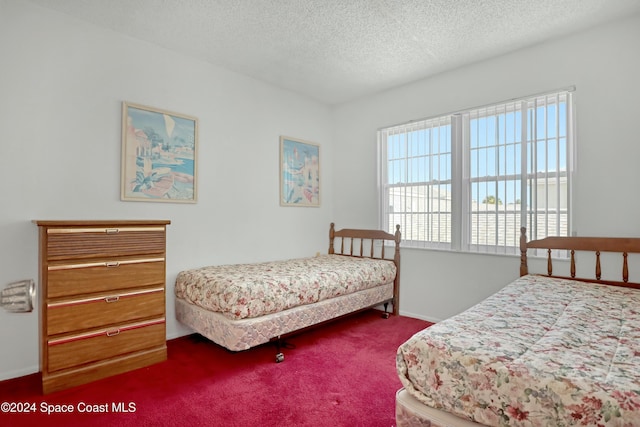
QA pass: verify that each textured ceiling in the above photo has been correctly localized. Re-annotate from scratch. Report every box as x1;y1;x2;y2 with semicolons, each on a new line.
27;0;640;105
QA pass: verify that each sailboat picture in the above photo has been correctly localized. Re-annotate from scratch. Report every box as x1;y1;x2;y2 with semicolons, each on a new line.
121;102;198;203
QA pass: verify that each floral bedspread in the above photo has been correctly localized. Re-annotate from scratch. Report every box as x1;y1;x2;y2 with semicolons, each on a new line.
175;254;396;320
396;274;640;426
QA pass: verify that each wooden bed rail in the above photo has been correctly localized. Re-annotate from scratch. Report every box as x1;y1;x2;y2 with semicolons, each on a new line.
519;227;640;288
329;223;402;315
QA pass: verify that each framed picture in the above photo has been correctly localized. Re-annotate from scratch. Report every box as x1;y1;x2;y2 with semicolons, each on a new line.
121;102;198;203
280;136;320;207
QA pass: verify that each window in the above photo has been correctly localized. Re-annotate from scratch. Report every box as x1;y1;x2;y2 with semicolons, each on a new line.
378;89;574;254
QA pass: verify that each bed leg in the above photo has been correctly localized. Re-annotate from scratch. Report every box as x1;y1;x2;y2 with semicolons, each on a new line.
382;302;390;319
275;336;285;363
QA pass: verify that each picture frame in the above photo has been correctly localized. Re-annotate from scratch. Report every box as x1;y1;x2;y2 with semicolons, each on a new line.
280;136;320;207
121;102;198;203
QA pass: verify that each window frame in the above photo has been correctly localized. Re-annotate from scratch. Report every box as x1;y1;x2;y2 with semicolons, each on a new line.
378;88;575;255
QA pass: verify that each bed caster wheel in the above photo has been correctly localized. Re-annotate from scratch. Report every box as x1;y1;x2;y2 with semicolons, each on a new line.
275;353;284;363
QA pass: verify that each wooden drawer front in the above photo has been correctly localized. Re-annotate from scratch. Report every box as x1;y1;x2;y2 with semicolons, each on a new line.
47;319;165;373
46;227;166;260
47;288;165;335
47;259;165;298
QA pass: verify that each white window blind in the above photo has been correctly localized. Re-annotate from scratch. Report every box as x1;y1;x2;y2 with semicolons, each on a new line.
378;89;574;254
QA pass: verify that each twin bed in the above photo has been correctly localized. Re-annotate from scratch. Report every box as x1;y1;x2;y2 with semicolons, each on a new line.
396;227;640;426
175;223;401;361
174;222;640;426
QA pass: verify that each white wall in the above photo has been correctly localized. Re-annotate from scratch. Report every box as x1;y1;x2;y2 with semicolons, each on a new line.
0;0;334;380
332;13;640;322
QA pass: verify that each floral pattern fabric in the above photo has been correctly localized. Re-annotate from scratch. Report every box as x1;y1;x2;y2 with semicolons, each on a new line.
176;283;394;351
396;275;640;427
175;254;396;320
396;388;481;427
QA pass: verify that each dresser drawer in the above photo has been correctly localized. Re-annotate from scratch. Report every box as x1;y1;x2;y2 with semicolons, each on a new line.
47;319;166;373
46;226;166;261
47;287;165;335
47;258;165;298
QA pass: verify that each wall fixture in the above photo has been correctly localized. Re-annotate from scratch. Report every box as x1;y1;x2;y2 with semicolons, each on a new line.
1;280;35;313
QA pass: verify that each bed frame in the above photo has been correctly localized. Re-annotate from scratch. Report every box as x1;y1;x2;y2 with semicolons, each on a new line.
397;227;640;427
175;223;401;362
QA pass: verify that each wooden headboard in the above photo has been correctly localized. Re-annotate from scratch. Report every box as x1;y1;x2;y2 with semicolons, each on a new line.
519;227;640;289
328;223;401;315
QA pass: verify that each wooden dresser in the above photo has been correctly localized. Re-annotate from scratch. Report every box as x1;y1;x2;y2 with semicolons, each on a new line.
33;220;170;394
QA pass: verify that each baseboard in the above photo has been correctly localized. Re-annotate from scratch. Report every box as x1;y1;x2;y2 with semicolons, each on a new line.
0;365;39;382
398;310;442;323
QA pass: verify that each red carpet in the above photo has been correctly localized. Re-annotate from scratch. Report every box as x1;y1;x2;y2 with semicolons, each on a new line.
0;310;430;426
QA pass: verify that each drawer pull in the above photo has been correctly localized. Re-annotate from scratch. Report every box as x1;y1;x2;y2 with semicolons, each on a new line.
106;329;120;337
104;296;120;303
105;228;120;234
105;261;120;268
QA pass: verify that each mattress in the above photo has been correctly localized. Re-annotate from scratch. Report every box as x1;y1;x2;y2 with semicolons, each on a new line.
396;388;481;427
396;274;640;426
175;254;396;320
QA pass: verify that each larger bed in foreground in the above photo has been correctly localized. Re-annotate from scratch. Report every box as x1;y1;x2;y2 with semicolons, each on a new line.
175;223;401;361
396;228;640;427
